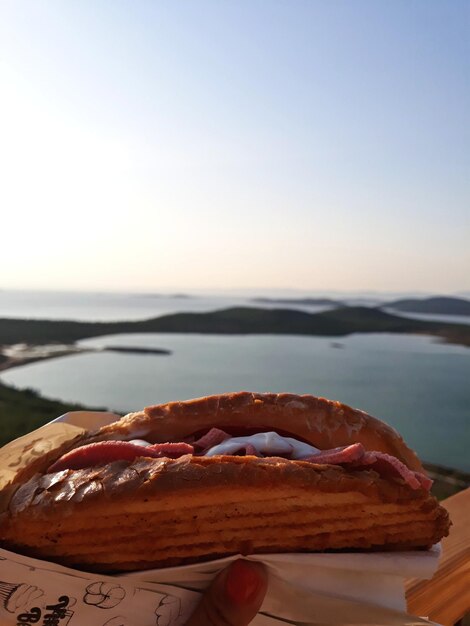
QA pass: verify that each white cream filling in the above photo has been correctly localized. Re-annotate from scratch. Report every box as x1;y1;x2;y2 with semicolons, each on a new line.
204;431;320;460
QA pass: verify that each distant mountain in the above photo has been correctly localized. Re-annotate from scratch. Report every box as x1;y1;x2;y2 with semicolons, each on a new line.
251;297;344;307
385;296;470;316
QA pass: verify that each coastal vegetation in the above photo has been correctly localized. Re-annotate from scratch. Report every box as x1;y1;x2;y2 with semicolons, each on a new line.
0;380;103;447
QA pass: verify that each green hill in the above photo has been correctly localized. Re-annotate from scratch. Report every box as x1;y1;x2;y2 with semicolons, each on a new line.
0;306;469;346
0;381;105;447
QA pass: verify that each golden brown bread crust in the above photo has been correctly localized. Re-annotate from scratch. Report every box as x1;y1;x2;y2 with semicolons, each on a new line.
0;455;450;572
91;392;424;472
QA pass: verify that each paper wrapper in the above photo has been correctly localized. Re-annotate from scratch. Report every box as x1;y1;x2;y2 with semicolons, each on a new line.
0;412;443;625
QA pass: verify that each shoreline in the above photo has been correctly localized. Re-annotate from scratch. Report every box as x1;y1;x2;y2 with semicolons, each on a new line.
0;347;90;373
0;343;172;373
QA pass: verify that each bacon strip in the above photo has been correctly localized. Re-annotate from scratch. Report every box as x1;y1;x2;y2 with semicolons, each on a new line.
48;441;194;473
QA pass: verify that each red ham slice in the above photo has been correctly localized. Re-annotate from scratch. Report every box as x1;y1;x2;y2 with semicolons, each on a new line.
193;428;231;450
303;443;365;465
351;451;423;490
193;429;259;456
414;471;433;491
304;445;431;491
148;442;194;456
48;441;194;473
239;443;260;456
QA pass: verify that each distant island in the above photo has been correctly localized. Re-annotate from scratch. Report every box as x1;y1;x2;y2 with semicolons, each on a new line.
251;297;345;307
253;294;470;317
104;346;171;355
1;305;469;348
385;296;470;316
141;293;194;299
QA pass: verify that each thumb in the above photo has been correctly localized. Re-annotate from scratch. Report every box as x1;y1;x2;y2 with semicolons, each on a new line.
185;559;268;626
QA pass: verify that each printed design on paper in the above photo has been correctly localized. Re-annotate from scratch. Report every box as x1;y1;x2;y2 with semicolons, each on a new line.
37;595;75;625
1;552;200;626
83;582;126;609
0;579;75;625
0;579;44;613
155;593;191;626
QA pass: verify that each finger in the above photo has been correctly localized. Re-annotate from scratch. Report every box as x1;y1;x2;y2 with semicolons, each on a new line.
185;559;268;626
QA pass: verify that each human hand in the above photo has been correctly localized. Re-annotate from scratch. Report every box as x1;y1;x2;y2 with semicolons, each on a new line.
184;559;268;626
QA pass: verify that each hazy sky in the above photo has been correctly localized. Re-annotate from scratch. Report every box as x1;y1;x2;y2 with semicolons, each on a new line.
0;0;468;293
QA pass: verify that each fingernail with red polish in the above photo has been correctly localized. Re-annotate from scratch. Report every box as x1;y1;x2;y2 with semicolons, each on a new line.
225;560;261;605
